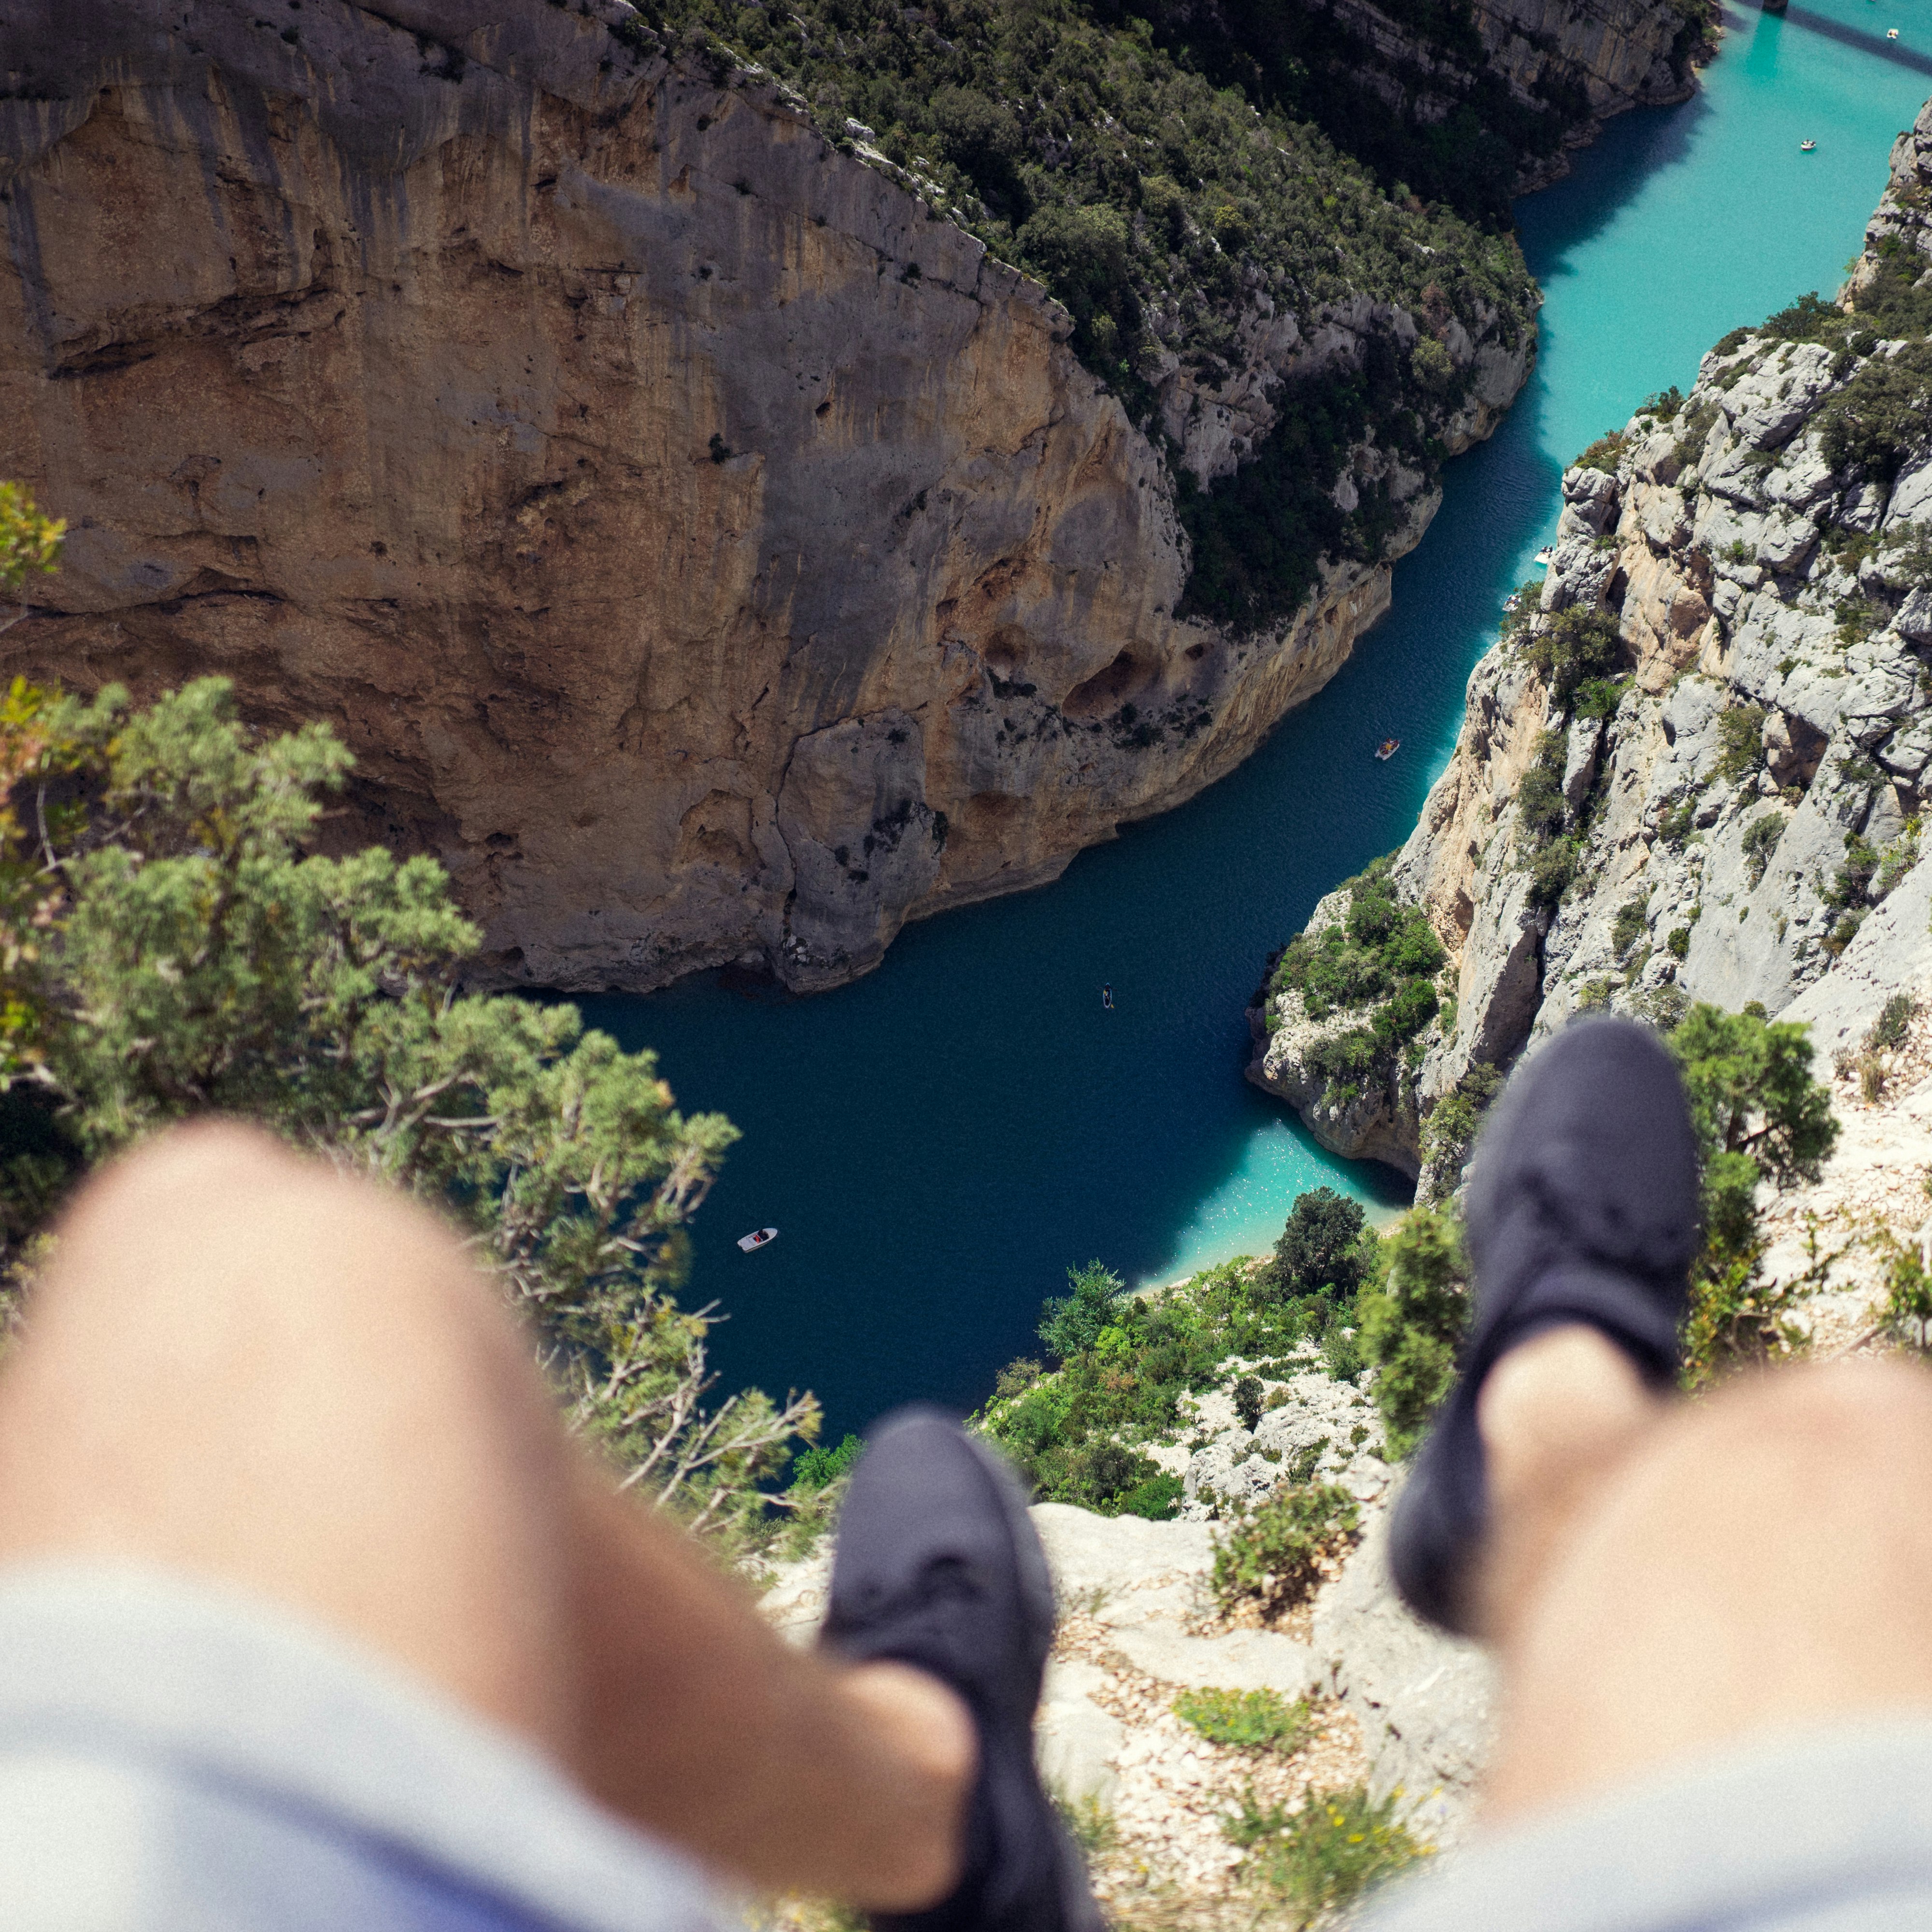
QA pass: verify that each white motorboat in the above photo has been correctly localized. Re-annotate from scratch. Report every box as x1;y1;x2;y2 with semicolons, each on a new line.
737;1226;779;1252
1534;546;1555;567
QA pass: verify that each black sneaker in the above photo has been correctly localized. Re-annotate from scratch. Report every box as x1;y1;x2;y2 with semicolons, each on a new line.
1389;1016;1700;1634
821;1406;1103;1932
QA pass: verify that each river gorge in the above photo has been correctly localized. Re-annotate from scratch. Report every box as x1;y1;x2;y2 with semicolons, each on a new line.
6;0;1932;1440
595;0;1932;1434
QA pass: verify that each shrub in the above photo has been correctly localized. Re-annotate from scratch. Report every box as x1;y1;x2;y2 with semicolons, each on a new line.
1666;925;1691;960
1818;341;1932;485
1500;578;1544;642
1173;1686;1310;1752
1883;1237;1932;1351
1835;594;1881;647
1358;1206;1469;1455
1714;704;1766;784
788;1433;863;1495
1674;398;1722;467
1418;1062;1503;1199
1742;811;1785;884
1269;1187;1371;1302
1038;1259;1129;1361
1321;1323;1365;1384
1527;836;1579;909
0;482;63;603
1573;674;1631;721
1874;824;1922;899
1826;831;1881;912
1233;1373;1266;1431
1516;728;1570;843
1572;430;1627;473
1658;798;1699;850
1669;1003;1838;1389
1211;1481;1361;1616
1227;1783;1429;1924
1868;992;1918;1053
1524;605;1623;707
1762;290;1843;344
1611;896;1650;958
1051;1789;1118;1860
1680;1238;1810;1390
0;676;808;1545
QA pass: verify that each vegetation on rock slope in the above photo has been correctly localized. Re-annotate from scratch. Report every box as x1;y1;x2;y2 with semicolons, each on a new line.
1112;0;1699;230
0;495;818;1549
993;1000;1841;1530
1264;852;1449;1110
648;0;1536;630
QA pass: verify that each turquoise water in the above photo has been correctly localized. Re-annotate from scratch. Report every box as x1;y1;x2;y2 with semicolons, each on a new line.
584;3;1931;1434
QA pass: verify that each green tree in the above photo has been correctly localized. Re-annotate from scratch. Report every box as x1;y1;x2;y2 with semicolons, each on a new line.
0;673;815;1544
1667;1003;1837;1388
1038;1258;1129;1361
1358;1206;1469;1456
1270;1186;1370;1301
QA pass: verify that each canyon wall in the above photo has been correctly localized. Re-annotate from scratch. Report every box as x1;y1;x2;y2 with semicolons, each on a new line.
1331;0;1699;189
0;0;1531;994
1250;98;1932;1189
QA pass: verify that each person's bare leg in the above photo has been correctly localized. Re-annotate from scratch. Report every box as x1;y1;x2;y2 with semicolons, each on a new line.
1470;1331;1932;1827
0;1122;973;1909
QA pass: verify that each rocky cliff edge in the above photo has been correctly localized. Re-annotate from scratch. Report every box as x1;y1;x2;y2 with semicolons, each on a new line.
1250;96;1932;1193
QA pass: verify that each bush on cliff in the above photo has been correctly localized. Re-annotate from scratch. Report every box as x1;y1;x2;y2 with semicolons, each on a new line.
1271;855;1447;1109
1665;1003;1837;1388
1523;604;1623;709
1819;340;1932;487
981;1208;1384;1515
0;568;813;1547
1264;1186;1373;1304
1038;1258;1132;1360
1358;1204;1469;1456
1417;1060;1502;1200
1210;1478;1360;1615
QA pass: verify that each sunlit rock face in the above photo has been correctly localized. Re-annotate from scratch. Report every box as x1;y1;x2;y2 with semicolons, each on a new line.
0;0;1527;992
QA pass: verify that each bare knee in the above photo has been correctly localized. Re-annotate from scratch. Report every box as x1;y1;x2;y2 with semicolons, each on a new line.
30;1119;477;1355
0;1120;576;1746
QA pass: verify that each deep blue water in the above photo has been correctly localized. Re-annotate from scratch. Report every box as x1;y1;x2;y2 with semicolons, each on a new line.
583;0;1932;1436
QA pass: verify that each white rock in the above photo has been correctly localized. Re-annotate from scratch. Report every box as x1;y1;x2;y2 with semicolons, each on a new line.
1036;1658;1124;1805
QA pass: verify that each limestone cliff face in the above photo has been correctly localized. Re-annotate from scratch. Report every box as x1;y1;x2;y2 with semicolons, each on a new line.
1251;97;1932;1188
1319;0;1698;196
0;0;1529;995
1469;0;1697;131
